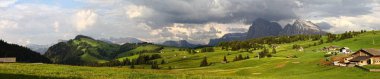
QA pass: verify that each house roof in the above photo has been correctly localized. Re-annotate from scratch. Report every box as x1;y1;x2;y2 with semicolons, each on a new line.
349;56;371;62
329;46;341;48
362;48;380;56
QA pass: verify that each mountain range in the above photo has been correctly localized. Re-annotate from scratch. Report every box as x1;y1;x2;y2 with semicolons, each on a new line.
161;40;198;48
209;18;326;46
99;37;143;45
26;44;51;54
208;33;247;46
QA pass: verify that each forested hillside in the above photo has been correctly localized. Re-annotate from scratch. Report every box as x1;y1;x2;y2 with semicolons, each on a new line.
0;40;51;63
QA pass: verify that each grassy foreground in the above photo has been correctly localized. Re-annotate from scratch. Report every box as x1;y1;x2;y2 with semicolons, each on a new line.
2;31;380;79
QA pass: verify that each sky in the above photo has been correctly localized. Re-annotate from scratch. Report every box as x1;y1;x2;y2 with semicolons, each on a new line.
1;0;380;46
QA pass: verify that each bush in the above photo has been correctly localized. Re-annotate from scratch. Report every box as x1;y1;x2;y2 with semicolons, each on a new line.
200;57;208;67
324;54;333;57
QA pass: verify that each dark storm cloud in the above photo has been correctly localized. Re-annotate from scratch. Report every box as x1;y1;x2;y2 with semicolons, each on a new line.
130;0;299;28
3;0;379;45
316;22;333;30
227;27;248;33
129;0;377;29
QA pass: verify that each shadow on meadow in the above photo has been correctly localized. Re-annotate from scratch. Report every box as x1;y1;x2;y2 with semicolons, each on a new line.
0;73;81;79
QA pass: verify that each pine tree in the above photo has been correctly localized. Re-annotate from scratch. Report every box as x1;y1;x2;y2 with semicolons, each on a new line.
246;55;250;59
168;66;172;70
161;59;165;64
130;63;135;69
124;58;131;65
200;57;209;67
319;39;324;45
233;56;238;61
373;30;376;45
223;55;228;63
151;61;159;69
272;47;277;54
259;47;269;58
238;54;243;60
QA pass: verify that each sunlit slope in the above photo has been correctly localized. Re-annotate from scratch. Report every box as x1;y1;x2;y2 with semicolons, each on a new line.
4;31;380;79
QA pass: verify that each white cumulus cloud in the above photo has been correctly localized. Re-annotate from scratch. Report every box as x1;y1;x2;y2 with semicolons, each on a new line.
74;10;98;31
53;21;60;32
126;5;146;19
0;0;17;8
0;20;18;31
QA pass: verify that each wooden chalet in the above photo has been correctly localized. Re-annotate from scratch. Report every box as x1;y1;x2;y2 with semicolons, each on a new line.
349;49;380;66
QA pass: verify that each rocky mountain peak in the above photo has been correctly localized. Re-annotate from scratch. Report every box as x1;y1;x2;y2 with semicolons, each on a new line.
280;19;325;36
246;18;283;39
293;19;321;31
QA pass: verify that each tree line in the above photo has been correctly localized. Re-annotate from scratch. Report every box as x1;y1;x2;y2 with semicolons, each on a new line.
87;54;164;69
218;34;323;52
0;40;51;63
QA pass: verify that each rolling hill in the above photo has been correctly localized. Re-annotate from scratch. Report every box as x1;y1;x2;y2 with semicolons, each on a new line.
2;31;380;79
44;35;172;65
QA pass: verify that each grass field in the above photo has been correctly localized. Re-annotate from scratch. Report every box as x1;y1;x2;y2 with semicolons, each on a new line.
2;31;380;79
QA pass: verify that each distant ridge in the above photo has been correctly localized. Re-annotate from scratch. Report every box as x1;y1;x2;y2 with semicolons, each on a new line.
162;40;198;48
208;18;327;46
208;33;247;46
99;37;143;45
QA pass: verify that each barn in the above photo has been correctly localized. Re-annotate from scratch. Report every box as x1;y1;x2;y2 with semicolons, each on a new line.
0;57;16;63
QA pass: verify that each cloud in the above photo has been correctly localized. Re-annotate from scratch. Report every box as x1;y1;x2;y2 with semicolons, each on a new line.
0;3;78;45
149;22;249;44
296;0;376;18
126;5;146;19
315;22;333;30
0;20;18;31
74;10;98;31
75;0;120;4
129;0;300;28
53;21;60;32
126;0;380;30
312;16;378;33
0;0;17;8
1;0;380;45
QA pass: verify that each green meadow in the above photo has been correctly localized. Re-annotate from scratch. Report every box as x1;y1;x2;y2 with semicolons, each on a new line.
2;31;380;79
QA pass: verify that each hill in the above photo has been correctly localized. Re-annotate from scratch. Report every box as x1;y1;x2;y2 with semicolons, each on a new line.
45;35;175;65
45;35;128;65
0;40;51;63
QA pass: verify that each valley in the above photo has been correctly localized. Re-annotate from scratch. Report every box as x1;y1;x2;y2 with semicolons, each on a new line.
1;31;380;79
